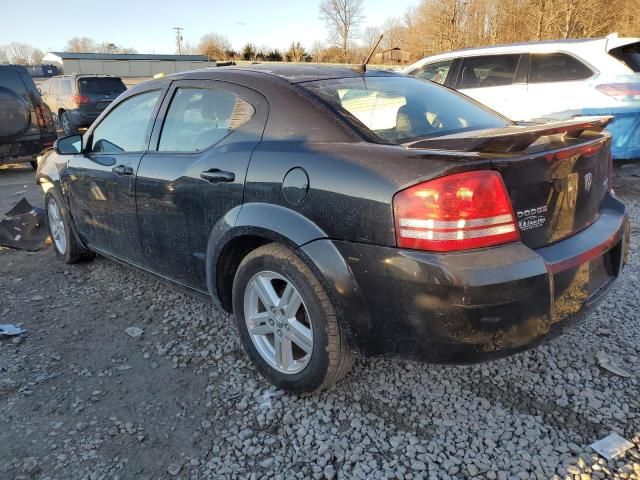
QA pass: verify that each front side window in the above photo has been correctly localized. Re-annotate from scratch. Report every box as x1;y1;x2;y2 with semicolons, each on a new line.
529;53;594;83
158;87;254;152
457;54;521;89
91;90;160;153
301;76;509;144
412;60;453;85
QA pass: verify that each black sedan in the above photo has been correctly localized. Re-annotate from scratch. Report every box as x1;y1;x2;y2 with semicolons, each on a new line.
37;65;629;393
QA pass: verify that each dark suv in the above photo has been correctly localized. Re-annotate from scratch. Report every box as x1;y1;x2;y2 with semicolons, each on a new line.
39;75;127;135
0;65;57;169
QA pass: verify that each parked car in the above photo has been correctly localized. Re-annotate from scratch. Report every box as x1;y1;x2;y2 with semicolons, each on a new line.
404;35;640;160
39;75;127;135
0;65;57;169
37;65;629;392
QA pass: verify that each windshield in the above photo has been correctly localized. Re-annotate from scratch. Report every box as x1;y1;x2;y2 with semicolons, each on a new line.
78;77;127;96
300;75;509;143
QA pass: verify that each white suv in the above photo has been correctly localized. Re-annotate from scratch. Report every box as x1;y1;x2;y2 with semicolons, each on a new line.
404;35;640;160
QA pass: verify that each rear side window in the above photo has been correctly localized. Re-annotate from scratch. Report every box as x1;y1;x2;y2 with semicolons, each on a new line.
456;54;520;89
411;60;453;85
610;42;640;72
158;87;254;152
78;77;127;96
301;76;509;144
91;90;161;153
529;53;593;83
61;79;73;95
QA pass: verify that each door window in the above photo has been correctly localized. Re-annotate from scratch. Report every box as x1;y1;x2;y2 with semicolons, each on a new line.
90;90;161;153
412;60;453;85
158;87;254;152
456;54;520;89
61;78;73;95
529;53;594;83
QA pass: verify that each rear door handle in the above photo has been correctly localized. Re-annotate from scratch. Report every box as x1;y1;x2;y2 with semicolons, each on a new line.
200;169;235;183
112;164;133;176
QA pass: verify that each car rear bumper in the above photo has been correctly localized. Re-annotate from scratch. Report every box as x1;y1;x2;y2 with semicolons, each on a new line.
68;110;100;128
0;135;56;163
323;193;629;362
581;107;640;160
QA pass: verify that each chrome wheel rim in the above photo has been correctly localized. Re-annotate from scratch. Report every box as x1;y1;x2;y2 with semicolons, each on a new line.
47;199;66;254
244;271;313;374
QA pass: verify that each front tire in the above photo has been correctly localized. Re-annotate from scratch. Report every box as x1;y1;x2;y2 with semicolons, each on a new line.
232;243;353;393
45;190;93;264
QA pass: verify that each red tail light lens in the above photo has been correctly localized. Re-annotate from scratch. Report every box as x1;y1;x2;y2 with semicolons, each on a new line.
34;105;46;128
394;171;520;252
596;83;640;99
72;95;89;105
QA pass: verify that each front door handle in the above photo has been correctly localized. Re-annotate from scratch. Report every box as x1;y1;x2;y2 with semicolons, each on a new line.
112;164;133;176
200;169;235;183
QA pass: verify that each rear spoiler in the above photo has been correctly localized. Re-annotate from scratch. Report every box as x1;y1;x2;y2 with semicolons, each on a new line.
405;116;614;153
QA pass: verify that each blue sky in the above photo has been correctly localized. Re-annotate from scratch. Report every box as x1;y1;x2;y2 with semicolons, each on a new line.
1;0;417;53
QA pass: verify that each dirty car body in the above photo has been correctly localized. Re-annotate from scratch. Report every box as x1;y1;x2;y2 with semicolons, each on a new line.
37;65;629;390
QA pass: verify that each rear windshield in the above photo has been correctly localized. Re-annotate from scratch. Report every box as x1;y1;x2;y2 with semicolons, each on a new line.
610;42;640;72
300;76;509;143
78;77;127;95
0;69;28;95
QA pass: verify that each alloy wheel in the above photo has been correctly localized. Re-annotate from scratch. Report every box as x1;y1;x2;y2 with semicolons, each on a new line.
243;271;313;374
61;114;72;135
47;198;67;254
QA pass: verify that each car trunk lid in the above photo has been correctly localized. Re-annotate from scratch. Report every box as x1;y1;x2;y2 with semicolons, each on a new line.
405;117;613;249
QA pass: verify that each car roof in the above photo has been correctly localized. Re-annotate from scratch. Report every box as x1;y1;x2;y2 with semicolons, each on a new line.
0;64;28;73
405;36;640;70
168;63;400;84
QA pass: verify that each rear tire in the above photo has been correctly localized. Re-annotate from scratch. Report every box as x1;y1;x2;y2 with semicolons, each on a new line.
60;111;76;135
232;243;353;393
45;189;94;264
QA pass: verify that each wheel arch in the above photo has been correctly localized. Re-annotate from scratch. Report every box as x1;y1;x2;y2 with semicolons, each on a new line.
206;203;369;352
206;203;327;312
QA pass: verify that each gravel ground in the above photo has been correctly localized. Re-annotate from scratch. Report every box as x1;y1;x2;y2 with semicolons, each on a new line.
1;163;639;480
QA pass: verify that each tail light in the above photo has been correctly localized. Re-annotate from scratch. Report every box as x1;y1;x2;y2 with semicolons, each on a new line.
34;105;46;128
72;95;89;105
596;83;640;100
394;170;520;252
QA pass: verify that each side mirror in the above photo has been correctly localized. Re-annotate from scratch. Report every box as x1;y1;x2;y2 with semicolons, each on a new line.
54;134;83;155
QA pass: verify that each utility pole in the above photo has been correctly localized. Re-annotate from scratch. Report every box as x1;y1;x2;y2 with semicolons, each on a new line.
174;27;183;55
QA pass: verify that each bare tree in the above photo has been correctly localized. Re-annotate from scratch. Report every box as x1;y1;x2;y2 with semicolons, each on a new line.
6;43;35;65
319;0;365;62
363;26;382;52
285;42;307;62
65;37;96;53
0;46;9;64
198;33;232;60
30;48;45;65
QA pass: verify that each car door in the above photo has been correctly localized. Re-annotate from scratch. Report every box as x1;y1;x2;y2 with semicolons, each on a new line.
524;52;596;120
66;87;166;263
454;53;528;120
136;80;268;290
